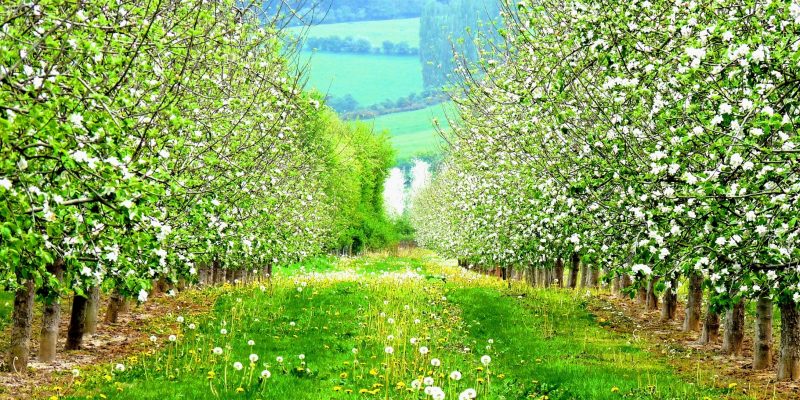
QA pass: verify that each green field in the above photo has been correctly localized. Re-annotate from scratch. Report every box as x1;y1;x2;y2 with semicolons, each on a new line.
298;52;423;108
366;104;453;162
290;18;420;47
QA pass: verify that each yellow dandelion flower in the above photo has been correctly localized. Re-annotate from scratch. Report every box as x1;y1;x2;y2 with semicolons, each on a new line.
345;389;353;394
359;389;369;394
235;387;244;393
333;386;342;392
369;368;379;376
728;383;737;389
340;372;348;379
497;374;506;379
611;387;619;393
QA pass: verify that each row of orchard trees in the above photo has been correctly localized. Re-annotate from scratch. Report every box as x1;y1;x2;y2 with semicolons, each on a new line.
412;0;800;381
0;1;394;372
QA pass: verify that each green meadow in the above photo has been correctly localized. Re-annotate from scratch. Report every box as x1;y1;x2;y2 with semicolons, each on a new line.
298;51;424;108
290;18;421;48
368;104;452;162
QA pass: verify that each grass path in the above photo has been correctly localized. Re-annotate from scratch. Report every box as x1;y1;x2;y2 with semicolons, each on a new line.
59;253;736;400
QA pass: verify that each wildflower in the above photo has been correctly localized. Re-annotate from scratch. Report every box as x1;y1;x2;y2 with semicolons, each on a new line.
213;347;223;355
419;346;429;355
149;335;157;343
611;387;620;393
188;323;196;330
340;372;348;379
423;376;434;386
431;358;441;367
450;370;462;381
261;370;271;379
351;348;358;354
276;356;284;363
249;354;258;363
168;335;177;342
385;346;394;355
247;340;255;346
220;328;228;335
114;364;125;372
481;355;491;366
233;362;243;371
176;316;184;324
207;371;216;380
71;369;80;377
298;354;305;360
459;388;478;400
0;178;11;191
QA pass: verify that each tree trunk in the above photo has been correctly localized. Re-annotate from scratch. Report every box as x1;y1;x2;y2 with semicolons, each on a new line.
198;268;208;286
568;252;579;289
66;295;88;350
225;268;234;283
699;305;720;345
753;295;773;370
683;273;703;332
8;279;36;373
646;276;659;310
84;286;100;335
618;274;632;298
660;281;678;321
636;285;647;305
105;289;126;324
234;269;245;285
38;260;65;363
579;262;589;288
553;258;564;287
589;266;600;288
722;300;745;355
777;301;800;381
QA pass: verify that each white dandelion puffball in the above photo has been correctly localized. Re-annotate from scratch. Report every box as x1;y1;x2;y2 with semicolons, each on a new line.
176;316;184;323
168;335;177;342
261;369;271;378
423;376;434;386
450;370;462;381
115;363;125;372
385;346;394;355
220;328;228;335
352;348;358;354
431;358;441;367
149;335;157;343
481;355;492;366
419;346;429;355
298;354;305;360
233;362;243;371
249;354;259;363
188;323;196;330
71;369;80;377
460;388;478;400
276;356;284;363
247;340;255;346
411;379;421;389
289;321;296;327
213;347;223;355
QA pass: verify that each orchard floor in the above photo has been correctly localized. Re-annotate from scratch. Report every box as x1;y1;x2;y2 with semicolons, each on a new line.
0;252;782;399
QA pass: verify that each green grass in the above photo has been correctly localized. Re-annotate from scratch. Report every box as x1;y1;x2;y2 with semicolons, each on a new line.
0;290;12;329
289;18;420;48
62;253;734;400
366;103;453;162
448;287;734;399
298;51;423;107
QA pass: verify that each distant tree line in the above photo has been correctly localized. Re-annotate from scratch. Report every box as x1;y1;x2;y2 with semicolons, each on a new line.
420;0;502;88
326;90;448;119
303;36;419;56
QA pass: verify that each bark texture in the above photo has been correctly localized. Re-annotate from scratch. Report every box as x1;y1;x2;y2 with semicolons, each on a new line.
84;285;100;335
8;279;36;372
699;305;720;345
646;276;659;310
753;295;773;370
660;280;678;321
568;252;579;289
777;301;800;381
683;273;703;332
66;295;88;350
38;260;65;363
722;300;745;355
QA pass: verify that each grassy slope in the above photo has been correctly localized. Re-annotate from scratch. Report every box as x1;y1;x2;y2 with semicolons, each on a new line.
366;103;453;162
297;51;423;107
289;18;420;47
65;254;736;400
